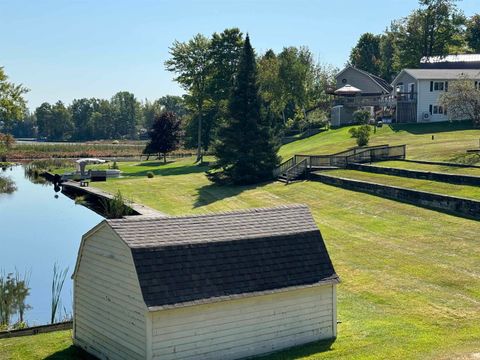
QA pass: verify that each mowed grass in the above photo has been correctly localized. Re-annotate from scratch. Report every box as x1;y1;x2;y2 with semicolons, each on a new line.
0;330;89;360
280;121;480;163
4;122;480;359
321;169;480;201
377;160;480;177
92;160;480;359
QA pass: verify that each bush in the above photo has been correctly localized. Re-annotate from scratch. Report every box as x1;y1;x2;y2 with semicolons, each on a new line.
100;190;133;219
353;109;371;125
111;161;119;170
147;171;154;178
349;125;371;146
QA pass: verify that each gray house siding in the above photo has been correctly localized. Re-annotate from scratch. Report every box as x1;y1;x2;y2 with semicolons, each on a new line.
336;67;387;94
392;72;417;96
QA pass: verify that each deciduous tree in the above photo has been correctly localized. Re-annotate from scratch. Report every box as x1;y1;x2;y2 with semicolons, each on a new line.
440;77;480;127
165;34;211;162
144;111;182;162
0;67;28;133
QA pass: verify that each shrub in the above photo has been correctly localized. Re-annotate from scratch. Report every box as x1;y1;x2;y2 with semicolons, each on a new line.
353;109;371;125
111;161;119;170
100;190;133;219
349;125;371;146
147;171;154;178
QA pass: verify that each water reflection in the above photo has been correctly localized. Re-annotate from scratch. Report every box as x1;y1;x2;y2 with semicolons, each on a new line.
0;165;103;325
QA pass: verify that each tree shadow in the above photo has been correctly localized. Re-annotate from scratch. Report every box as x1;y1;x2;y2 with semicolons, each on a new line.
256;338;337;359
389;120;473;134
44;345;98;360
125;163;210;177
194;182;258;208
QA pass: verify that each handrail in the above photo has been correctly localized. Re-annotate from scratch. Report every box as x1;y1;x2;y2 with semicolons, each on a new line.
274;156;296;177
285;158;308;183
275;145;406;178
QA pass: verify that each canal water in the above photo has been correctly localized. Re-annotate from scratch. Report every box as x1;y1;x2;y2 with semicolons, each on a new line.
0;166;103;325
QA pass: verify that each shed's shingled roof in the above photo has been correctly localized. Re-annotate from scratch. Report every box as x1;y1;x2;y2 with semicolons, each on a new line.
107;205;339;311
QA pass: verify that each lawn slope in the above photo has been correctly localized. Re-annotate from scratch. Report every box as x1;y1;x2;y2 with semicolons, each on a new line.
280;121;480;163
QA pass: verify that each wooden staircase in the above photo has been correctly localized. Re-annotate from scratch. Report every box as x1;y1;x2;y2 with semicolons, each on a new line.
277;158;308;183
274;144;407;184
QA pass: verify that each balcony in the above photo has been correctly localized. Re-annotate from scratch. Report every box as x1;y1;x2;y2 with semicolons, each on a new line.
395;92;417;102
333;95;396;107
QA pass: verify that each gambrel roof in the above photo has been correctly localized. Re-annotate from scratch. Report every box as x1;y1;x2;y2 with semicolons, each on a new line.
105;205;339;311
336;66;393;94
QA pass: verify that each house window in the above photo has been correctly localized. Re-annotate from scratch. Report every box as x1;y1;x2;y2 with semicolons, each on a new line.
434;82;445;91
342;78;347;84
432;106;444;115
476;81;479;90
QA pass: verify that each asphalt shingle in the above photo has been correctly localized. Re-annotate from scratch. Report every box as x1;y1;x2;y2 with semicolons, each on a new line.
107;205;339;311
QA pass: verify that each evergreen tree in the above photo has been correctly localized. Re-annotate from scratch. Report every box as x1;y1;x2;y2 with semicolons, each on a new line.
208;35;280;185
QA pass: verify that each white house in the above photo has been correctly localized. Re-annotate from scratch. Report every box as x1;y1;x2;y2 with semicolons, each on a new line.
72;205;340;360
392;68;480;123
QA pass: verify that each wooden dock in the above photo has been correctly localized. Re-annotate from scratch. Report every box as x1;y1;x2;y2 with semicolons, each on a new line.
62;181;165;217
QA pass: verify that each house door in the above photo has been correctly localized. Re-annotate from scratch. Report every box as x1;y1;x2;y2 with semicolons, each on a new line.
409;83;415;100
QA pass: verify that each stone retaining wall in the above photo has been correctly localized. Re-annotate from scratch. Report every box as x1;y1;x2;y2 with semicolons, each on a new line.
310;173;480;220
348;163;480;186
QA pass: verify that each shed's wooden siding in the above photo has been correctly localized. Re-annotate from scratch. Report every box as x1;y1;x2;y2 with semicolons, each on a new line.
150;284;336;360
73;224;147;360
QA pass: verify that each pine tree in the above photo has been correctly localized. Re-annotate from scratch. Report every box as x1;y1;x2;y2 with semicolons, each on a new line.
208;35;280;185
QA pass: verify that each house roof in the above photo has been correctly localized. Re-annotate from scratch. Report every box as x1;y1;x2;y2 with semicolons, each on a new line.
107;205;339;311
398;68;480;80
421;54;480;64
336;66;393;94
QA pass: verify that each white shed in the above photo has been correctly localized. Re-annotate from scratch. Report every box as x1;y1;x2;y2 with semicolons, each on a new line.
72;205;339;360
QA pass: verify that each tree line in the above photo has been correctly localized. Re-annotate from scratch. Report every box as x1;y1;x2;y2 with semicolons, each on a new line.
349;0;480;81
165;28;336;161
23;94;186;141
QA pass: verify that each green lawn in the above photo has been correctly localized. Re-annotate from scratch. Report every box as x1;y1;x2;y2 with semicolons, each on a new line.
46;159;480;359
321;169;480;201
0;330;88;360
280;121;480;163
3;122;480;359
377;160;480;177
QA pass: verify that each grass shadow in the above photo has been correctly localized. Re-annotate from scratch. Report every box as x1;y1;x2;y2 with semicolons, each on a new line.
43;345;98;360
389;120;474;134
194;182;258;208
256;338;337;359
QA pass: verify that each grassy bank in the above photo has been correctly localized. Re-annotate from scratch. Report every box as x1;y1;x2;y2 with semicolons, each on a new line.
2;159;480;359
90;159;480;359
322;169;480;201
3;122;480;359
280;121;480;163
377;160;480;176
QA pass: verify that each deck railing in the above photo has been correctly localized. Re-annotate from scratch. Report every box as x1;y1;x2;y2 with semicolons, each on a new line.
274;144;407;179
345;144;406;163
284;159;308;183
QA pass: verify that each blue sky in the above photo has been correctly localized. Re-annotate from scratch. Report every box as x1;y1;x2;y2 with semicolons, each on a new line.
1;0;478;110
